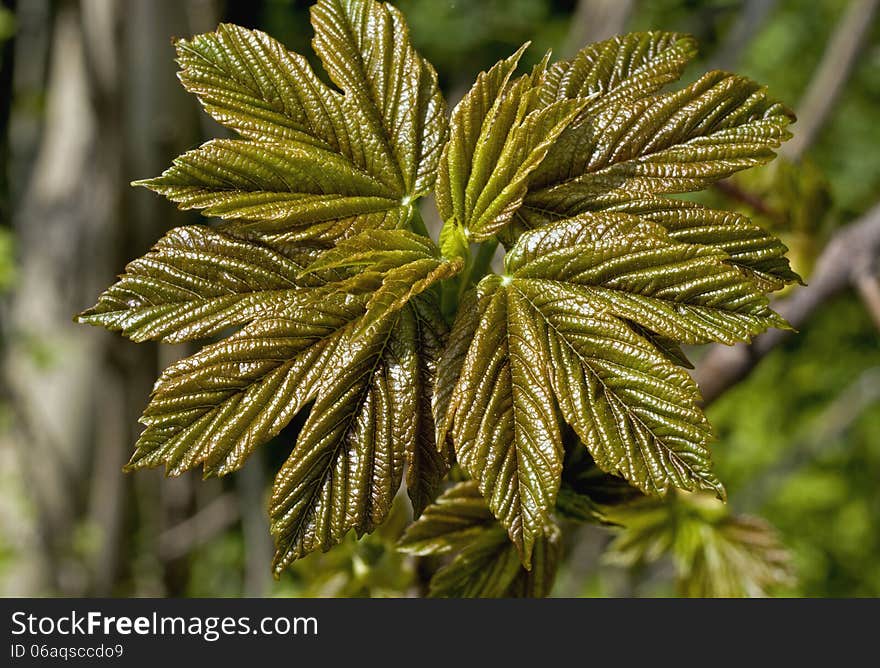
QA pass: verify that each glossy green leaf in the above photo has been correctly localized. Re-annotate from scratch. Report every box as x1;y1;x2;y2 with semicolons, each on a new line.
403;295;452;517
139;0;447;243
304;229;440;274
508;224;789;345
469;220;789;503
447;276;563;566
522;71;795;222
538;32;697;111
435;47;586;242
271;301;445;571
505;276;722;499
588;194;803;291
77;226;311;343
128;293;363;477
446;220;791;517
503;210;668;268
353;258;461;338
399;481;561;597
310;0;447;197
628;321;695;369
136;138;406;241
126;229;456;493
175;22;349;145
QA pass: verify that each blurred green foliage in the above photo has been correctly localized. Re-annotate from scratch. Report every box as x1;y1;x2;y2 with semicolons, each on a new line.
188;495;417;597
0;228;14;292
0;7;14;44
604;493;795;598
710;295;880;596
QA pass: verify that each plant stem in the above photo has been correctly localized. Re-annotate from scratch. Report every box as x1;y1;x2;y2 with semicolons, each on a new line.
410;204;430;238
452;238;497;304
470;239;499;285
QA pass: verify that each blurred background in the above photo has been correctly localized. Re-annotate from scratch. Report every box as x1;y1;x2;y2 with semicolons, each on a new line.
0;0;878;597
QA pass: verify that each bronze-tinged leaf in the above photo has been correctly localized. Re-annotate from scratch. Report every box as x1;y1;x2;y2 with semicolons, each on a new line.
401;295;452;517
310;0;447;197
77;225;309;343
174;23;350;146
448;276;563;567
435;47;526;235
138;0;447;244
126;227;458;491
270;300;445;571
135;138;402;237
270;314;403;572
538;32;698;111
303;229;441;274
400;481;562;598
507;278;724;500
509;223;789;345
128;292;365;477
588;194;803;291
502;210;668;267
523;71;795;222
304;229;463;339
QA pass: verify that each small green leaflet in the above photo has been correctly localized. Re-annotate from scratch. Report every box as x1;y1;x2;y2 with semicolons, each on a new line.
398;482;561;597
302;229;463;338
605;494;794;597
435;46;587;243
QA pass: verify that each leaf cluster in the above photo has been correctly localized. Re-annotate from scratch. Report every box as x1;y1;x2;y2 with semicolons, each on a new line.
78;0;797;593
